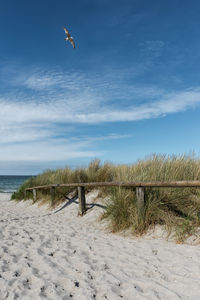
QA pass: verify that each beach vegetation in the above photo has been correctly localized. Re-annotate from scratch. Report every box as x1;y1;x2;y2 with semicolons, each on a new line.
11;154;200;242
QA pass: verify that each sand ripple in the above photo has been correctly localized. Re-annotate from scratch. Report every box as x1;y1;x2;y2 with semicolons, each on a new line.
0;192;200;300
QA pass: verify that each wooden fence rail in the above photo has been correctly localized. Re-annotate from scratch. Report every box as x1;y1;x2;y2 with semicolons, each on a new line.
25;181;200;215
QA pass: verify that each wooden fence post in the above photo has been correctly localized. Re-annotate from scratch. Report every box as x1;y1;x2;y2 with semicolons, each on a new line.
136;187;145;214
33;189;37;202
50;187;55;206
24;190;27;199
78;186;86;215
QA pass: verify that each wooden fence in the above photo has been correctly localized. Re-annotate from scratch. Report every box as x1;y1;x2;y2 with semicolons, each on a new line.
25;181;200;215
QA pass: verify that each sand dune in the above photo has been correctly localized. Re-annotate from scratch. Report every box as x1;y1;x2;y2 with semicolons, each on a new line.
0;191;200;300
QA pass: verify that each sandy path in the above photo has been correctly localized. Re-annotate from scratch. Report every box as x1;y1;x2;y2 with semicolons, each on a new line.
0;192;200;300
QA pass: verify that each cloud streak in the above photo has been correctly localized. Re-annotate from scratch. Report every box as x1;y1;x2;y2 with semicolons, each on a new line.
0;89;200;126
1;65;200;164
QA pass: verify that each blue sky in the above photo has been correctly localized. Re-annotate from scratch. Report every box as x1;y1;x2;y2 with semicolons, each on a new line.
1;0;200;175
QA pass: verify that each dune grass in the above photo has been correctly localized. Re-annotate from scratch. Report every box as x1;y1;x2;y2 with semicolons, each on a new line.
12;154;200;242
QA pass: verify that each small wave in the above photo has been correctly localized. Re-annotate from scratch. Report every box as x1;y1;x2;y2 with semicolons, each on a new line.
0;190;16;193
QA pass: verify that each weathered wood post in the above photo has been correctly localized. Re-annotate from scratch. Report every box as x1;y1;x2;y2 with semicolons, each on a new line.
136;187;145;215
33;189;37;202
50;186;55;206
24;190;27;200
78;186;86;215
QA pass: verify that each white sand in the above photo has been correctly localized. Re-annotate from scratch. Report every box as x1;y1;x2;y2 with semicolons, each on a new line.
0;191;200;300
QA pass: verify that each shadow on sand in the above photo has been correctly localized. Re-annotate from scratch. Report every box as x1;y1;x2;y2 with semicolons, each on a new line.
54;193;107;214
53;194;79;214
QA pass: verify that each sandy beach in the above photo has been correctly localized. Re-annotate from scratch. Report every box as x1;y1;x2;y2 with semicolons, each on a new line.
0;192;200;300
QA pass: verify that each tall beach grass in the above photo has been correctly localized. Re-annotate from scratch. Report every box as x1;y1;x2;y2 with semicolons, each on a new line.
12;154;200;242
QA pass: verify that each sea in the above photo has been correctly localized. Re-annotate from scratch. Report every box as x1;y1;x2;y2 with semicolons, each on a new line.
0;175;32;193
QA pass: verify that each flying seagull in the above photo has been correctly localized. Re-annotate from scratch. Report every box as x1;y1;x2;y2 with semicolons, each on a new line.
64;27;75;49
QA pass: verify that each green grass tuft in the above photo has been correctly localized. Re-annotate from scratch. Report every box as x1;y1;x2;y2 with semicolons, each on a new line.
12;154;200;242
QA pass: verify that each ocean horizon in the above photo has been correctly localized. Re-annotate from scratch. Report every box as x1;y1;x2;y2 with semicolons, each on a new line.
0;175;32;193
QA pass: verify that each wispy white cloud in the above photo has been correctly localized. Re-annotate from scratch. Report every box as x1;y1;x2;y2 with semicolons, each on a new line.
1;64;200;163
0;124;52;144
4;65;163;103
81;134;131;142
0;133;128;161
0;139;101;161
0;88;199;125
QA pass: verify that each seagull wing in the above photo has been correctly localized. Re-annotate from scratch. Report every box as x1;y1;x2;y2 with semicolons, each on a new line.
69;38;75;49
64;27;70;38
